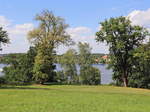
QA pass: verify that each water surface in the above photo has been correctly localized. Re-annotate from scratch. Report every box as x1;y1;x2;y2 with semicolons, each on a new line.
0;63;113;84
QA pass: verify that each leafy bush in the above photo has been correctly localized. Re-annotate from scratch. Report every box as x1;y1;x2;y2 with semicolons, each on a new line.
80;66;101;85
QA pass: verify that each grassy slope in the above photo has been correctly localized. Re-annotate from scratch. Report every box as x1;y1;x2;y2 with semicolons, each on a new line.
0;85;150;112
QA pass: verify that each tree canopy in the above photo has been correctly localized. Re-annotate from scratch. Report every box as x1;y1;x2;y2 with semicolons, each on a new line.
27;10;73;84
78;42;101;85
0;27;9;50
59;49;78;84
96;16;149;87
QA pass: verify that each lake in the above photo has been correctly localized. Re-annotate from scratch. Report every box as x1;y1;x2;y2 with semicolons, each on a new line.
0;63;113;84
0;64;7;77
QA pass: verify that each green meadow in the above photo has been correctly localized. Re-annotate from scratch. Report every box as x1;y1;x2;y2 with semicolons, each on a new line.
0;85;150;112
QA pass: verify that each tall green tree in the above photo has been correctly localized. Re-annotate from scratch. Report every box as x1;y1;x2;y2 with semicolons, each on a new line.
28;10;73;84
78;42;101;85
60;49;78;84
96;16;149;87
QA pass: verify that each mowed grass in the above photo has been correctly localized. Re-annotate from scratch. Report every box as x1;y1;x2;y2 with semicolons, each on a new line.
0;85;150;112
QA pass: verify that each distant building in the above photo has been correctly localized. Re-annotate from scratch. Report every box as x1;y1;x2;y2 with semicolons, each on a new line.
101;55;108;60
94;55;110;64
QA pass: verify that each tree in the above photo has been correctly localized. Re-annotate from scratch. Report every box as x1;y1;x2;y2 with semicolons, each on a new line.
0;27;9;50
60;49;78;84
0;27;9;85
129;42;150;88
80;66;101;85
0;76;6;86
78;42;101;85
3;47;37;85
96;16;149;87
78;42;92;66
55;71;67;83
28;10;73;84
3;54;29;85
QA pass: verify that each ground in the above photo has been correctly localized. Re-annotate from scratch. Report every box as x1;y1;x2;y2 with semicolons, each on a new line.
0;85;150;112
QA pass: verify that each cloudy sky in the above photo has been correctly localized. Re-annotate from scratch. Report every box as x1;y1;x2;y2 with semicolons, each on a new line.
0;0;150;54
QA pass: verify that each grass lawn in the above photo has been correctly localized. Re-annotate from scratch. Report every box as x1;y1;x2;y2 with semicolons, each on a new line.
0;85;150;112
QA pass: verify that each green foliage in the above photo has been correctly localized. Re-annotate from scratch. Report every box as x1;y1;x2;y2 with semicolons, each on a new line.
55;71;67;83
80;66;101;85
56;53;106;64
0;27;9;50
0;26;10;84
28;10;73;47
0;53;26;64
96;16;149;87
3;47;36;85
0;53;106;64
78;42;101;85
3;55;29;85
32;44;56;84
59;49;78;84
28;10;73;84
128;42;150;88
78;42;92;65
0;76;6;86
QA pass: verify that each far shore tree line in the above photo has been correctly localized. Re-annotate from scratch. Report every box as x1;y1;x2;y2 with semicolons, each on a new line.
0;10;150;88
0;53;107;64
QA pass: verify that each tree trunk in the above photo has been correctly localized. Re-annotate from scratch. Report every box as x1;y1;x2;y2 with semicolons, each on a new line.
123;76;128;87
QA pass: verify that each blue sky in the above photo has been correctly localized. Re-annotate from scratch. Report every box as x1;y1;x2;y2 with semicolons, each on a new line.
1;0;149;28
0;0;150;54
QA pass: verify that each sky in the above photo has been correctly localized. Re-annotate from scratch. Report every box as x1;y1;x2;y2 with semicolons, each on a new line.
0;0;150;54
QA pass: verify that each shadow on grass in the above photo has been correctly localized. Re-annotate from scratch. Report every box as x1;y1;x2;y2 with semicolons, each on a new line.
0;82;83;90
0;86;50;90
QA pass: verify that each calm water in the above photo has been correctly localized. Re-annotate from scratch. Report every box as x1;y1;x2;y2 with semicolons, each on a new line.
0;63;113;84
55;64;113;84
0;64;7;76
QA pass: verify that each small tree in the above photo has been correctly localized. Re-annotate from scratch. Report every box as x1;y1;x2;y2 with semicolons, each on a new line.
55;71;67;83
3;47;37;85
78;42;101;85
96;16;149;87
3;54;28;85
60;49;78;84
80;66;101;85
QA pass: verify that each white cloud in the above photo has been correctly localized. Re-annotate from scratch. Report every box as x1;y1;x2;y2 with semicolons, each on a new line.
128;8;150;27
0;16;108;54
57;26;109;54
0;16;34;54
128;8;150;43
8;24;34;36
66;27;91;37
0;16;11;28
67;27;92;42
56;8;150;54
